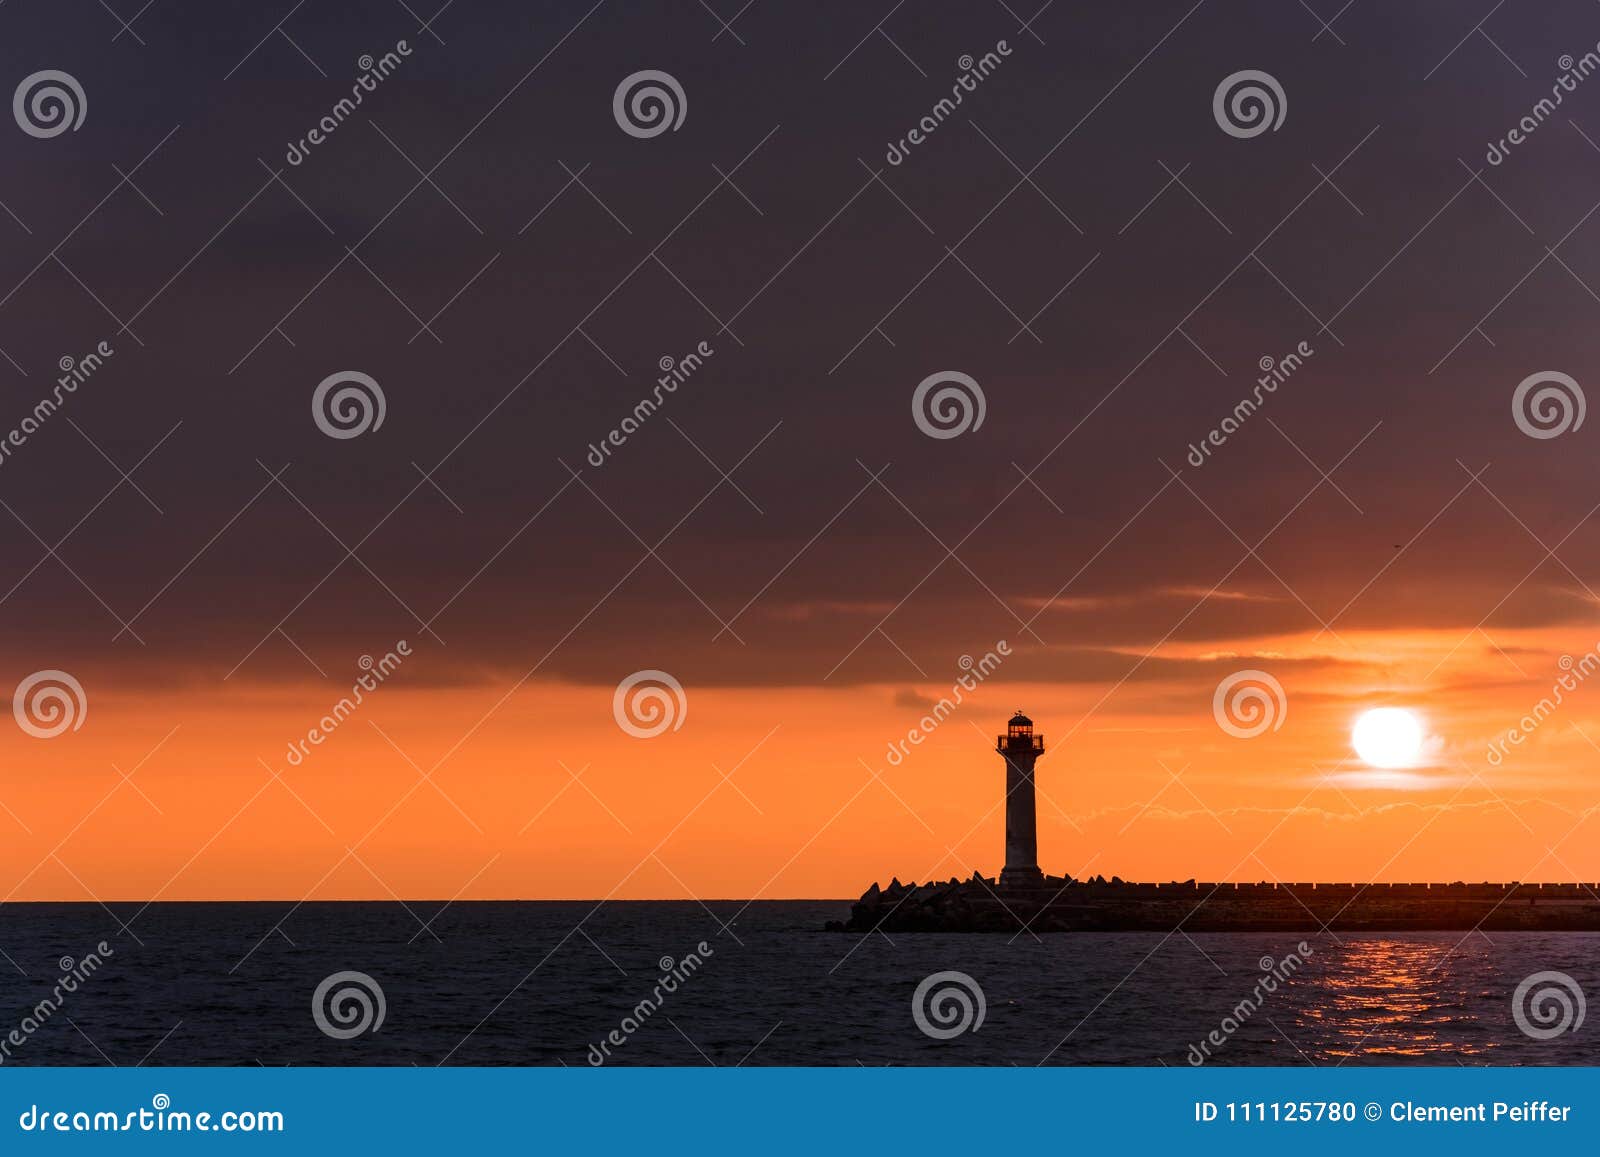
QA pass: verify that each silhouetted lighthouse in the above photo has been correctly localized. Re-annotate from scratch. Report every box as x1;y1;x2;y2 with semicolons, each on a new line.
996;711;1044;886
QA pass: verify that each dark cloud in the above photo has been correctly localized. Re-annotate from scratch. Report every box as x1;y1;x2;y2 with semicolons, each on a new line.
3;0;1600;698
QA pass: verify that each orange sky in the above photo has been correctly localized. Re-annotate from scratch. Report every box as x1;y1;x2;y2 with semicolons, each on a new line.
6;612;1600;902
8;1;1600;904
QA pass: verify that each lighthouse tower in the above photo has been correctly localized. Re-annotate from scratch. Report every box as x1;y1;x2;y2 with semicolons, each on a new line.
996;711;1044;886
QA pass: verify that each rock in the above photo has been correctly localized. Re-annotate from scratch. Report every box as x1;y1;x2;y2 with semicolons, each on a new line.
827;874;1600;933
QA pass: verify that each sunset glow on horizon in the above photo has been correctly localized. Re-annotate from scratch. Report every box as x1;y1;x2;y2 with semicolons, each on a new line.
6;608;1599;902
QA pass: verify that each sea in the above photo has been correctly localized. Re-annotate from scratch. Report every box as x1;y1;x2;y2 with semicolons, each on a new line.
0;902;1593;1066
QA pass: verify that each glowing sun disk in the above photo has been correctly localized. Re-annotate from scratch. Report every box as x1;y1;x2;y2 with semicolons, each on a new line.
1352;707;1424;769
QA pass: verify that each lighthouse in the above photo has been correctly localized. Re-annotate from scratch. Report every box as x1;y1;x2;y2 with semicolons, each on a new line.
996;711;1044;886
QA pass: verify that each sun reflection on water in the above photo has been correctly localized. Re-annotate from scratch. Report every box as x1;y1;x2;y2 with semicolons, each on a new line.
1298;938;1493;1061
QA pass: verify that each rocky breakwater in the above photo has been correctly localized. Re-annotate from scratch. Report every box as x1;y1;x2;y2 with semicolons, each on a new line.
827;876;1600;933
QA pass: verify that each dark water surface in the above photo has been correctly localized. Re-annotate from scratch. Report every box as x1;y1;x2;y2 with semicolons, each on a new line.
0;902;1593;1066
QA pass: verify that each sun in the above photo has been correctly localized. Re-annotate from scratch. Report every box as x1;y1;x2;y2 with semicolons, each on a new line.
1351;707;1425;769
